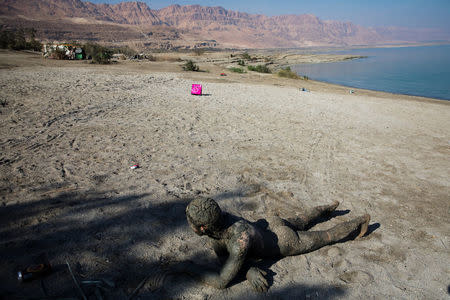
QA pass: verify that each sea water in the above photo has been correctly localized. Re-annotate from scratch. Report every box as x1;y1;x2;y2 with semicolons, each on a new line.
292;45;450;101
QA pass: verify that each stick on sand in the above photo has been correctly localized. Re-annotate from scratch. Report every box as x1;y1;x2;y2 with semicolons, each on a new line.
128;276;150;300
66;261;87;300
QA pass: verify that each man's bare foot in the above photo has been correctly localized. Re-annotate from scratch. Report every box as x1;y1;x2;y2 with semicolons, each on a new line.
329;200;340;212
356;214;371;239
322;200;340;215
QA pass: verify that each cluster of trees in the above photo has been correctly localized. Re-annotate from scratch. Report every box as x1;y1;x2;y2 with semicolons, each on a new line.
247;64;271;73
0;27;138;64
182;60;200;71
83;44;138;64
83;43;113;64
0;28;42;51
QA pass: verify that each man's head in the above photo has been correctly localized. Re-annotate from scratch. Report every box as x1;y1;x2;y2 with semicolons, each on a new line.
186;198;223;237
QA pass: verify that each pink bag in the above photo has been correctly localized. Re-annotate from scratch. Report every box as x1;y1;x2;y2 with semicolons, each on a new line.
191;84;202;95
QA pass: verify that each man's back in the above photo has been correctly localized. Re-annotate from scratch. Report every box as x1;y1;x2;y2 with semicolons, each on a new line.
213;214;288;259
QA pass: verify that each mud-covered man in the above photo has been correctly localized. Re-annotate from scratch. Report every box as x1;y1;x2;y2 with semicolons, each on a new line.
181;197;370;292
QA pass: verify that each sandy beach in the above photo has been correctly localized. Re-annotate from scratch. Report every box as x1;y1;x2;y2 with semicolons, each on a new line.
0;50;449;299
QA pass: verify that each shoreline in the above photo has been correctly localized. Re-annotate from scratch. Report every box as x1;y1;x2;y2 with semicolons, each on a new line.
1;49;448;104
238;41;450;52
304;78;450;103
287;44;450;102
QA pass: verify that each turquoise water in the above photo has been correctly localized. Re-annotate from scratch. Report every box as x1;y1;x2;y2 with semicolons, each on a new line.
292;45;450;100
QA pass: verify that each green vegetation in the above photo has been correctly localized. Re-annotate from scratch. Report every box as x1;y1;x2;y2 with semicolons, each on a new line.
0;28;42;51
237;59;245;66
343;55;368;60
247;64;271;73
229;67;246;73
277;66;300;79
84;43;113;64
182;60;200;71
241;52;252;60
277;67;309;80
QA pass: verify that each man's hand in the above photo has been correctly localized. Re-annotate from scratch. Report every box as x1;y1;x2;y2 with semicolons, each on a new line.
246;267;269;292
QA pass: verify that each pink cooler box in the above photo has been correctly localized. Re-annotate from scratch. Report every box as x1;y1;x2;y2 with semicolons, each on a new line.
191;84;202;95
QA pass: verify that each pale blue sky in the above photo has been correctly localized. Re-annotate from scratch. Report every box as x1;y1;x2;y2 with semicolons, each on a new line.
85;0;450;30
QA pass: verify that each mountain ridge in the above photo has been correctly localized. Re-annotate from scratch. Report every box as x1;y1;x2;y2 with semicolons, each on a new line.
1;0;449;49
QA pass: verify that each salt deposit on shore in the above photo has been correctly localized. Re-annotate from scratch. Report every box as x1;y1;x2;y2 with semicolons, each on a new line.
0;51;449;299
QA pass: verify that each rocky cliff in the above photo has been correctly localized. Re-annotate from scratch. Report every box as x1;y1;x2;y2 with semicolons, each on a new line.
0;0;448;49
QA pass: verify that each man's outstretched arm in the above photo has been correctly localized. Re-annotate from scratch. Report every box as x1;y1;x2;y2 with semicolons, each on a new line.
176;232;250;289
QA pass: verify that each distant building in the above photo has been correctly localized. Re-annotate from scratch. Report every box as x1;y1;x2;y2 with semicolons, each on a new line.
43;44;84;60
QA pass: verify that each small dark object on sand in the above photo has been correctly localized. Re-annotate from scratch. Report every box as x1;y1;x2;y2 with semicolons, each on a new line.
18;263;52;282
18;254;52;282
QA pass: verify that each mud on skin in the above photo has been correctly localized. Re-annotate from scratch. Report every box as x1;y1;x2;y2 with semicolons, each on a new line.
177;198;370;292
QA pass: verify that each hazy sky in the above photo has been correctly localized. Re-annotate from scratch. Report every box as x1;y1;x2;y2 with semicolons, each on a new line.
85;0;450;30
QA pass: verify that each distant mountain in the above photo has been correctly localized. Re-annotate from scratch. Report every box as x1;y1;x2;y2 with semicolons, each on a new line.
1;0;449;49
155;5;385;48
0;0;161;24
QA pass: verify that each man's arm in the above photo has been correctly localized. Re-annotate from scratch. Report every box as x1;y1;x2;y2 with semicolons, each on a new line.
177;231;250;289
210;239;227;259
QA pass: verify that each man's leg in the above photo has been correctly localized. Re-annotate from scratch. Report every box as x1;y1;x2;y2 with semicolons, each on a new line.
282;214;370;256
285;200;340;230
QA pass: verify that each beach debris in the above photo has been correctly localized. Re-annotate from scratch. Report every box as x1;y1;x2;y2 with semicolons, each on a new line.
220;73;227;76
128;275;150;300
80;278;116;299
94;287;104;300
40;278;49;297
81;278;116;288
17;262;52;283
349;89;355;94
66;260;87;300
18;254;52;283
81;280;103;285
101;278;116;288
130;164;139;169
191;84;202;95
301;87;309;92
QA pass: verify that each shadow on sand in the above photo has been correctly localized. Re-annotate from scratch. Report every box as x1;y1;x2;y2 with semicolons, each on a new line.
0;187;193;299
0;184;372;299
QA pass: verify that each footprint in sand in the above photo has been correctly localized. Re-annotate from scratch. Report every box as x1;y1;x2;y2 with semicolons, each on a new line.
338;270;374;286
327;246;345;257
